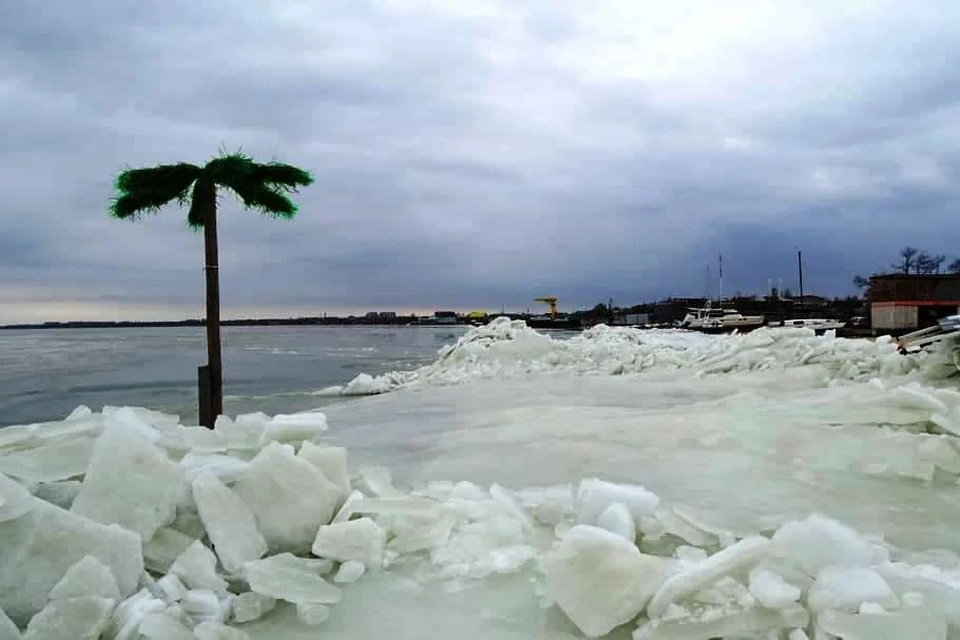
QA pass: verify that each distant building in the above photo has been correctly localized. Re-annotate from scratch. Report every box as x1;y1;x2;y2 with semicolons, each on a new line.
364;311;397;321
791;294;829;308
868;274;960;332
433;311;458;325
613;313;650;326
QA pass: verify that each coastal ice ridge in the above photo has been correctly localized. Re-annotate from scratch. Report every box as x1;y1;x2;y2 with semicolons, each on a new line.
2;405;960;638
319;317;959;396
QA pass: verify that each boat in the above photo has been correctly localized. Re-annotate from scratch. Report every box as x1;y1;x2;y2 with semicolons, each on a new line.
767;318;847;334
680;302;765;333
896;314;960;353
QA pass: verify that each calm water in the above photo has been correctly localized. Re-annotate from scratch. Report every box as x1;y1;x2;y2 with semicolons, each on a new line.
0;325;469;427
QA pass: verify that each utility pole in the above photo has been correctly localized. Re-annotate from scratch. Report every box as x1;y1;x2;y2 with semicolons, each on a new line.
797;250;804;312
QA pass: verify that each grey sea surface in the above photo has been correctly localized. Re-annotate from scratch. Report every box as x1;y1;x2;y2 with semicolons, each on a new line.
0;325;470;427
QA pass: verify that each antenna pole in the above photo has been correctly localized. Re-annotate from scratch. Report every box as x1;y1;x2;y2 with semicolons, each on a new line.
718;254;724;305
797;250;804;310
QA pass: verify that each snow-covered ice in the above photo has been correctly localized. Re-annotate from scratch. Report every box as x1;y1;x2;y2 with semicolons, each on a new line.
2;321;960;638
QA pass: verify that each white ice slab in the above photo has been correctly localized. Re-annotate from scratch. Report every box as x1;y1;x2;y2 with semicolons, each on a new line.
22;597;114;640
544;524;667;638
169;541;227;593
647;536;771;618
0;496;141;627
243;554;342;605
297;442;350;503
772;514;889;577
311;518;386;569
192;473;267;574
49;555;121;602
231;593;276;624
232;443;340;553
138;611;194;640
0;607;18;640
70;425;188;540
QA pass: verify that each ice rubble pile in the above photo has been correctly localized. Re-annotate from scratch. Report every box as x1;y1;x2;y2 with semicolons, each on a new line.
2;406;960;638
325;317;941;396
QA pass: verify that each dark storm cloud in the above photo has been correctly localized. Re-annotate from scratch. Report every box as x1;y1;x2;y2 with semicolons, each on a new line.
3;0;960;322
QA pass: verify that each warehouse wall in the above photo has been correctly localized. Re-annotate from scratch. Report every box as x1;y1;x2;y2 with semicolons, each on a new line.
871;305;918;331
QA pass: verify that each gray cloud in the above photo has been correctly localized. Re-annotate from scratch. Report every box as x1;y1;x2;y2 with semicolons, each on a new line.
3;0;960;322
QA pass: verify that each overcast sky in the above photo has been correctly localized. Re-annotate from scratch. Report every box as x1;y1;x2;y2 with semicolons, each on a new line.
2;0;960;322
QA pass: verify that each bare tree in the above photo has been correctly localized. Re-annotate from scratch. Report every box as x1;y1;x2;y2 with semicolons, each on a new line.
853;275;870;289
893;246;920;274
949;258;960;274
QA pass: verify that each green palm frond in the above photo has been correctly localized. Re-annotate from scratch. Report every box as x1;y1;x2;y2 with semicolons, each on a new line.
205;153;255;186
224;181;299;219
110;163;201;219
252;163;314;192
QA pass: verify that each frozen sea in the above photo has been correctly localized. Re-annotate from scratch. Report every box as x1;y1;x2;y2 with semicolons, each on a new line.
3;320;960;639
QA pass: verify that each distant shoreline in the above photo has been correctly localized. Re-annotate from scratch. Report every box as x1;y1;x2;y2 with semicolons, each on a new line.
0;317;441;331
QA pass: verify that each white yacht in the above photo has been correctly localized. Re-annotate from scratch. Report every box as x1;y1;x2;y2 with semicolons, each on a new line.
681;302;765;333
769;318;846;333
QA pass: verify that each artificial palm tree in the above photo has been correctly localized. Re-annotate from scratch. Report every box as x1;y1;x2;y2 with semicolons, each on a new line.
110;152;314;427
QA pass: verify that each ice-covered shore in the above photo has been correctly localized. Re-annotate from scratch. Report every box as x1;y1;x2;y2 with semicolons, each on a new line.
321;318;947;396
2;322;960;639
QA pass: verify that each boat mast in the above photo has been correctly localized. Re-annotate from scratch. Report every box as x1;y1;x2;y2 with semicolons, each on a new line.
718;254;724;306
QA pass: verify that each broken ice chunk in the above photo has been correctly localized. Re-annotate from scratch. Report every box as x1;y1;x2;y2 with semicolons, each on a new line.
22;597;114;640
182;590;224;625
156;575;186;603
0;438;96;485
748;567;801;609
0;608;18;640
647;536;772;618
32;481;81;510
169;541;228;593
138;612;193;640
772;514;888;577
297;442;350;503
0;498;142;627
194;621;251;640
295;602;330;626
103;589;165;640
356;466;401;497
143;527;195;574
596;502;636;542
258;412;328;447
231;442;340;553
576;478;660;527
311;517;386;569
633;604;809;640
230;592;276;624
243;554;342;605
329;490;365;524
192;473;267;574
818;606;947;640
807;566;899;613
70;425;188;540
333;561;366;583
175;425;227;452
49;555;121;602
354;496;441;518
179;452;250;485
170;512;206;540
387;513;456;555
544;524;667;638
0;473;36;523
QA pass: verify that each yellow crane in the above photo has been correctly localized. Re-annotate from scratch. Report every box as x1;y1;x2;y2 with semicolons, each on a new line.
535;296;558;320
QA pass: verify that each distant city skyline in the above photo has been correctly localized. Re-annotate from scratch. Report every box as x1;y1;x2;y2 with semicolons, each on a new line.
3;1;960;324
